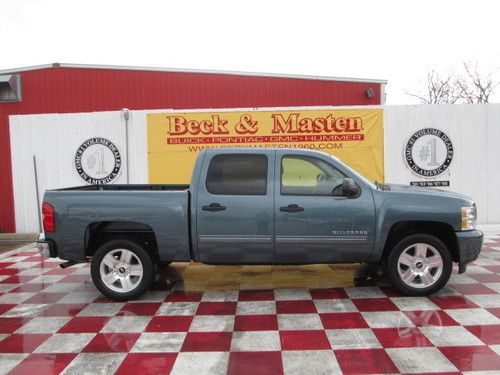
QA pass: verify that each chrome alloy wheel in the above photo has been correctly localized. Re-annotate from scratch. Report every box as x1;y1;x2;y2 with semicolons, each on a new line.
99;249;143;293
397;243;443;289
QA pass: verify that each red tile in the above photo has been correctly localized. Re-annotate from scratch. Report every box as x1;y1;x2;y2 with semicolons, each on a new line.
0;334;51;353
487;307;500;318
450;283;497;295
440;346;500;371
404;310;459;327
428;295;479;309
10;284;47;293
234;314;278;331
165;291;203;302
310;288;348;299
0;262;15;268
117;303;161;316
0;268;20;275
40;303;88;317
83;333;140;352
352;298;399;312
116;353;177;375
146;316;193;332
373;327;433;348
23;255;44;262
181;332;232;352
196;302;237;315
23;292;66;304
334;348;398;375
58;316;110;333
0;317;31;333
469;273;500;283
9;353;76;375
276;300;317;314
228;351;283;375
320;313;368;329
466;324;500;345
238;289;275;301
280;330;330;350
0;303;15;315
1;275;38;283
483;265;500;273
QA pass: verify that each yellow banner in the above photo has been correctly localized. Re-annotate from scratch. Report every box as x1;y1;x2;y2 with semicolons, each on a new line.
148;108;384;183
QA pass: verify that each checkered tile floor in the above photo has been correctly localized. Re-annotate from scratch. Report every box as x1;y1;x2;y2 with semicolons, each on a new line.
1;235;500;374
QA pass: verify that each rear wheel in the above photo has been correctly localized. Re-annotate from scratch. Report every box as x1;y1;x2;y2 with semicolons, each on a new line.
91;239;155;301
387;234;452;296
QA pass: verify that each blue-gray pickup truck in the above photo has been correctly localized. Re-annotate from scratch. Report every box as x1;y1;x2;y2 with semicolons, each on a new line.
37;148;483;300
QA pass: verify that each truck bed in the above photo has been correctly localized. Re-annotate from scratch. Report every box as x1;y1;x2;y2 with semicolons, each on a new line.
53;184;190;191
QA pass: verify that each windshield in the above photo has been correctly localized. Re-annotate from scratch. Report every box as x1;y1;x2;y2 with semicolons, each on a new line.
328;154;377;189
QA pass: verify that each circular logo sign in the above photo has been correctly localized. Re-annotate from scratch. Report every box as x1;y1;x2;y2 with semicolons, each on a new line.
75;138;122;184
404;128;453;177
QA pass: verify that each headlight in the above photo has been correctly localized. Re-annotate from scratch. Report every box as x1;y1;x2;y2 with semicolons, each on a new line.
461;205;477;230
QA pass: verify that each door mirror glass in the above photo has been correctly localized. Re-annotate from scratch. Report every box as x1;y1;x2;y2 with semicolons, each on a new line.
341;178;360;198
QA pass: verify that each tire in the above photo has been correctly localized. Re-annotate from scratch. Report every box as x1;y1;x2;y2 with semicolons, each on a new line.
91;239;155;301
386;234;452;296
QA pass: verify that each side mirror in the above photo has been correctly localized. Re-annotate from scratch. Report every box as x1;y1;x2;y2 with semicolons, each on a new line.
341;178;359;198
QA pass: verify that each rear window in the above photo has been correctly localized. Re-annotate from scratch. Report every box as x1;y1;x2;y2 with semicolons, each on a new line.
206;154;268;195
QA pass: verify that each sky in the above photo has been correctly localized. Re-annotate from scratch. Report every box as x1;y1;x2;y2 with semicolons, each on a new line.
1;0;499;104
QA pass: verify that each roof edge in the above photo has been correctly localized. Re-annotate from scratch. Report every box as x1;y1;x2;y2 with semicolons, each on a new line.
0;62;388;84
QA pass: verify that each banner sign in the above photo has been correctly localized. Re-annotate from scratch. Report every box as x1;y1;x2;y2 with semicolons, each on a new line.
147;108;384;184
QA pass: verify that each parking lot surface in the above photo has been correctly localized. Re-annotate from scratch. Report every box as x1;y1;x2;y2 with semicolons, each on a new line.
0;235;499;374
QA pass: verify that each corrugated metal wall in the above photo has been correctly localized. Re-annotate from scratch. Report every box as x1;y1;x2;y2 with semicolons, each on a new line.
0;66;382;232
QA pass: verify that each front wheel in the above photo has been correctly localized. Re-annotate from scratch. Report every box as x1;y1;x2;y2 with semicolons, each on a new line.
386;234;452;296
91;239;155;301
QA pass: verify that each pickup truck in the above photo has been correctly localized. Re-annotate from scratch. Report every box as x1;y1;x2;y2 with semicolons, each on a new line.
37;148;483;301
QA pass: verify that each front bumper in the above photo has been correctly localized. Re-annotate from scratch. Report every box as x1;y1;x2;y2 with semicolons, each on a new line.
456;229;483;272
37;233;57;258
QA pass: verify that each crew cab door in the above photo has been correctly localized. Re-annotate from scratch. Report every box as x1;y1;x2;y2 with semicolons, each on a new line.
274;150;376;263
195;150;275;263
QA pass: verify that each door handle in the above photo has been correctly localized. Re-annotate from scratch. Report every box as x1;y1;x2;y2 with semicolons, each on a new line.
279;204;304;213
202;203;226;211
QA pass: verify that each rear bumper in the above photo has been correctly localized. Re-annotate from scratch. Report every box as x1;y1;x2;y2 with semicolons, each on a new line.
37;233;57;258
456;229;483;271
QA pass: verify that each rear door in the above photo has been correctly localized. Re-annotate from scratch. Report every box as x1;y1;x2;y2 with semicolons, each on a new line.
195;150;275;264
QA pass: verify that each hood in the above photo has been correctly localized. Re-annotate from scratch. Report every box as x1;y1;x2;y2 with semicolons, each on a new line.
378;183;474;203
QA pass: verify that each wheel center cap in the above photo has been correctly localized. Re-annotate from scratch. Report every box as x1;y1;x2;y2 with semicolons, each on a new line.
119;267;126;273
415;261;424;269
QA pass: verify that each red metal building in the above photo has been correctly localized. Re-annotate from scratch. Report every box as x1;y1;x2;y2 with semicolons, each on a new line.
0;63;386;232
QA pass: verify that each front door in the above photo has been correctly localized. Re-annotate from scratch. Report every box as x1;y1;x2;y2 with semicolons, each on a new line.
274;151;376;263
196;150;275;264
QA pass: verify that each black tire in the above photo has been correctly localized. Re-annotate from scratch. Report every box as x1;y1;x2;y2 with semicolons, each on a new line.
386;234;452;296
91;239;155;301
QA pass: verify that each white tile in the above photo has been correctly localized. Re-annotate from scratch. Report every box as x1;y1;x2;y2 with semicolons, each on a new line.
131;332;186;352
345;287;385;299
42;283;81;293
236;301;276;315
2;304;49;318
444;308;500;325
449;273;480;284
484;283;500;294
0;292;35;304
278;314;323;330
101;316;152;333
1;256;30;263
15;317;71;333
27;275;66;284
326;328;381;349
157;302;199;316
58;291;100;304
201;290;238;302
231;331;280;351
189;315;234;332
490;344;500;356
419;326;484;346
17;268;46;276
467;265;494;274
386;347;457;373
34;333;96;353
0;284;21;293
274;289;312;300
0;354;29;375
314;299;358;313
390;297;439;311
361;311;415;328
77;303;125;317
170;352;229;375
466;294;500;308
61;353;126;375
282;350;342;374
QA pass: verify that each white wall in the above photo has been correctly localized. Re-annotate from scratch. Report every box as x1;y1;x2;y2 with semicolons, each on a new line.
10;104;500;232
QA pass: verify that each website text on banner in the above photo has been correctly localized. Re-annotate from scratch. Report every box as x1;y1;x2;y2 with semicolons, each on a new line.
147;108;384;184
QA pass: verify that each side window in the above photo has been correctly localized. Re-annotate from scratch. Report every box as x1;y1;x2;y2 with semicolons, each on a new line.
206;154;268;195
281;155;346;196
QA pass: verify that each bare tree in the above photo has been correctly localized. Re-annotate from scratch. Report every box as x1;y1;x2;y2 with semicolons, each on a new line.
407;63;498;104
